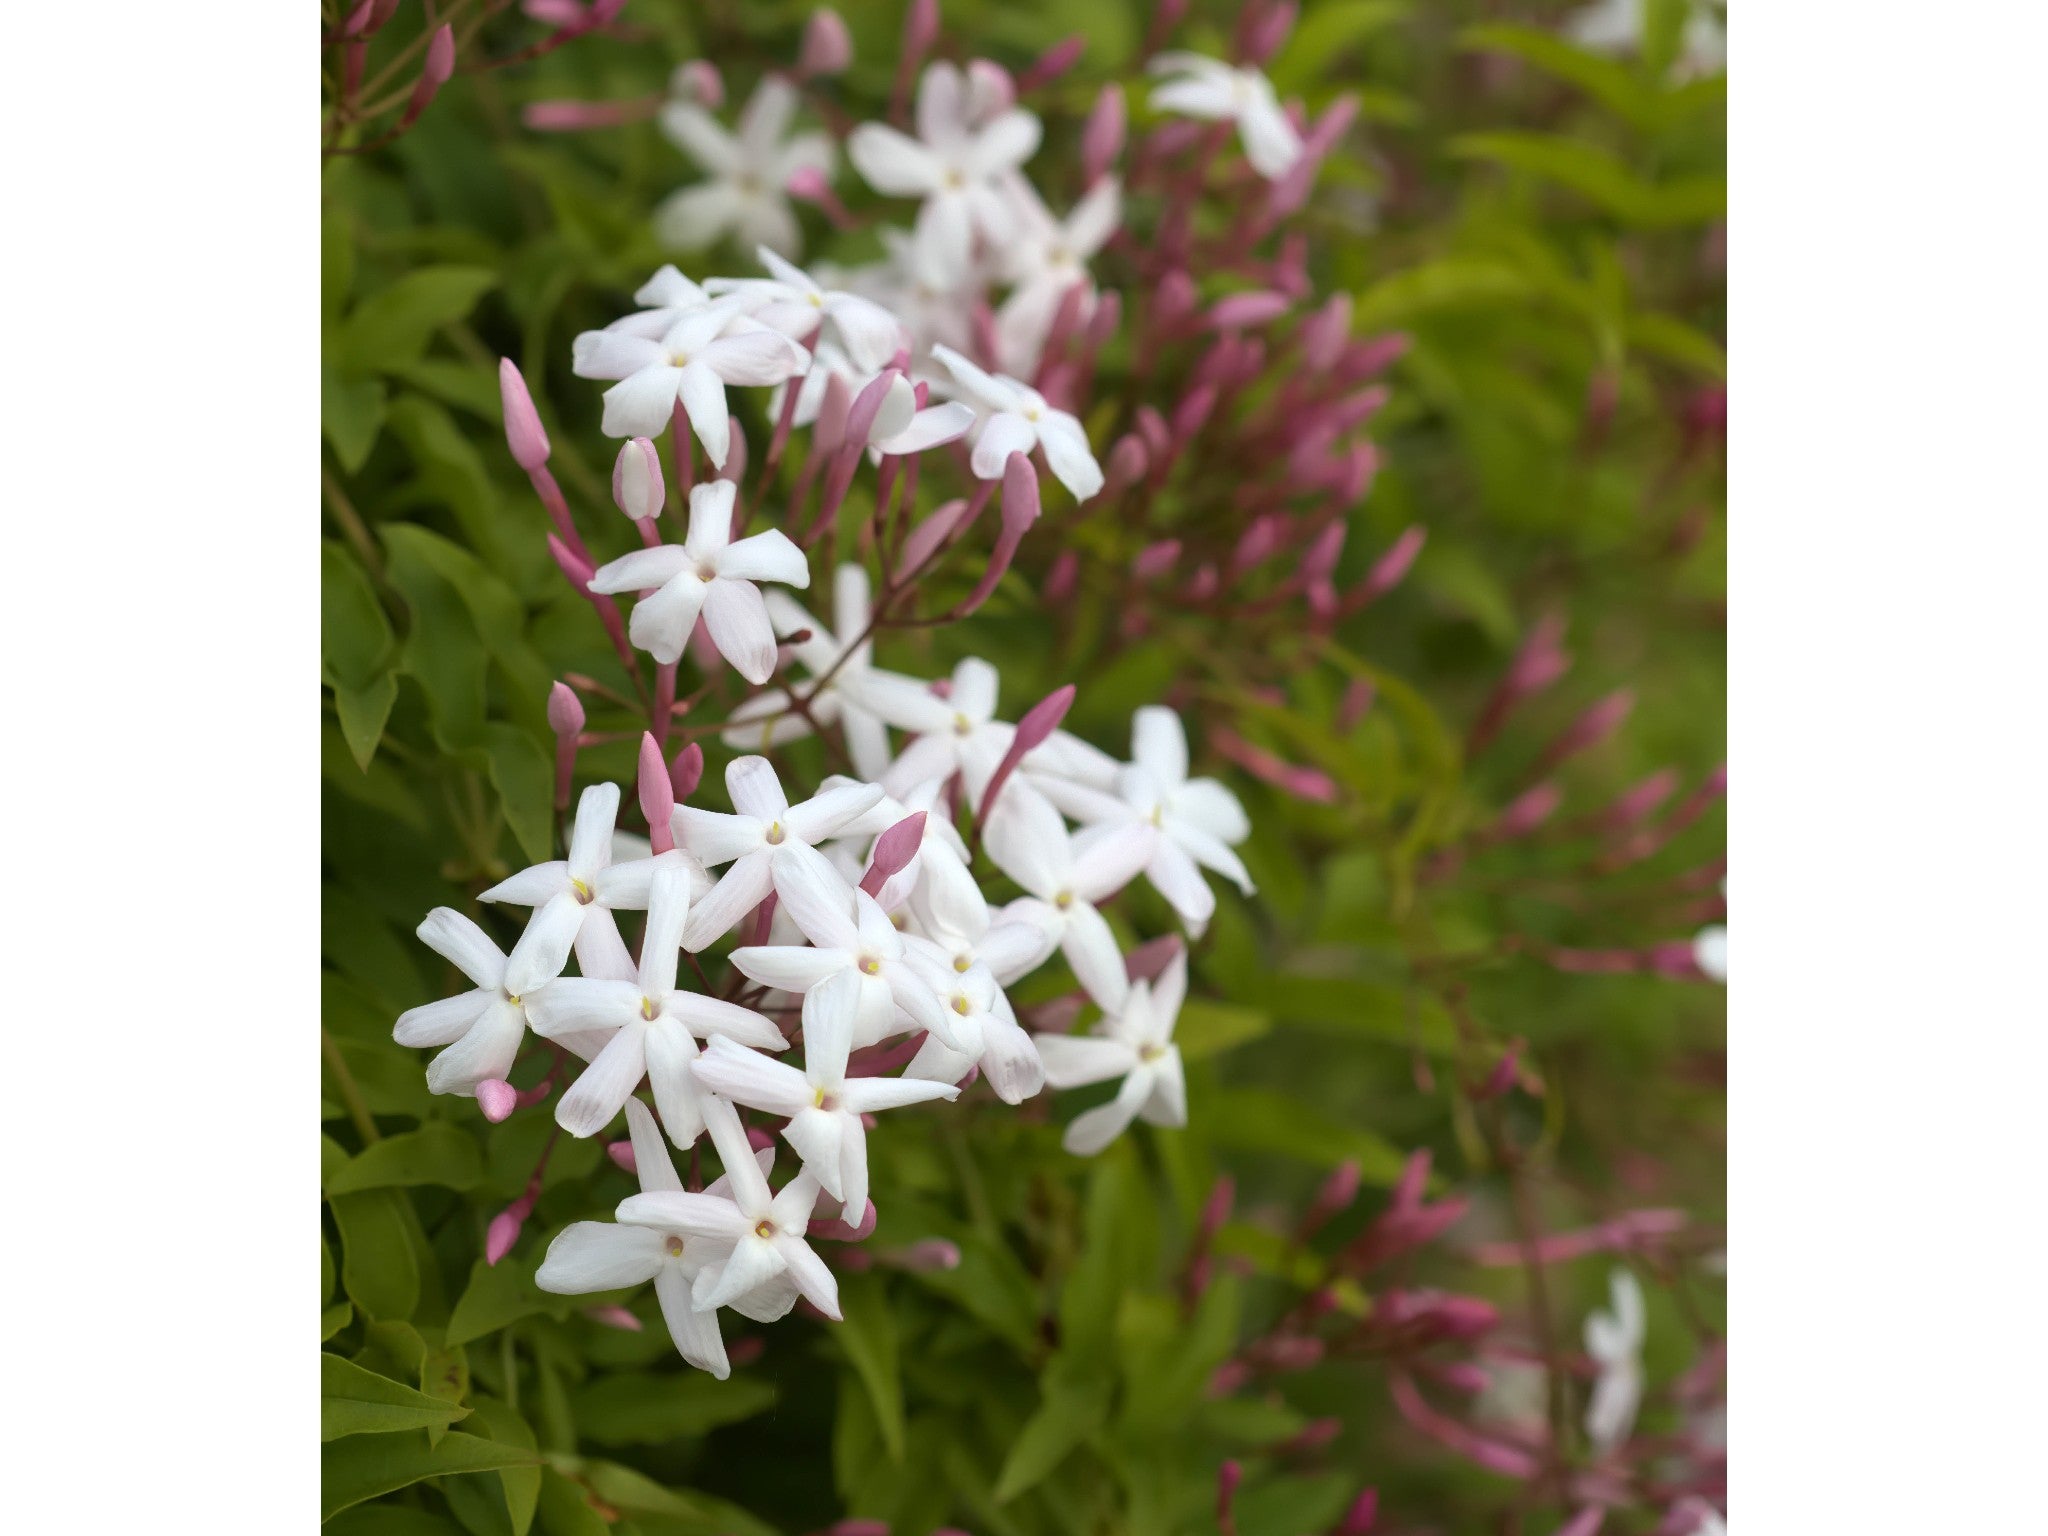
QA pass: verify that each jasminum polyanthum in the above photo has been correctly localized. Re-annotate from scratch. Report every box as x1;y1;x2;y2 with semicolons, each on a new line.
706;246;910;371
1034;945;1191;1156
656;74;834;257
1584;1267;1648;1454
396;907;551;1097
1146;52;1304;180
928;344;1105;500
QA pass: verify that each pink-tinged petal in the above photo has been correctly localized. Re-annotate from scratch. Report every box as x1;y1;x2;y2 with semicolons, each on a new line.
676;361;733;467
682;477;737;558
654;1264;730;1378
567;782;621;880
877;401;975;456
969;411;1036;479
717;528;810;587
904;1030;978;1088
525;978;642;1039
702;328;810;386
722;691;818;754
572;331;667;382
503;891;587;995
1139;1047;1187;1127
724;1268;802;1324
703;578;781;684
836;1118;871;1231
847;122;943;195
1062;1067;1153;1155
602;365;688;438
681;849;777;950
785;781;888;845
880;733;960;800
644;1018;708;1148
658;102;741;174
671;806;766;866
950;656;1000;720
915;59;968;145
1131;705;1189;786
636;863;693;997
586;545;691;595
770;1232;841;1319
1173;777;1251;844
842;706;895;785
1060;901;1129;1015
1030;773;1131;824
635;264;709;309
555;1020;650;1136
477;861;570;908
691;1034;814;1116
842;670;956;735
620;1188;751;1241
534;1222;667;1294
694;1233;789;1312
1067;175;1122;257
1070;823;1159;906
425;999;527;1096
731;943;850;994
802;968;862;1085
395;990;493;1049
928;344;1018;411
666;992;790;1051
767;848;861;950
737;74;799;156
416;908;509;991
623;1097;684;1193
1037;410;1103;501
1034;1032;1139;1090
883;962;950;1041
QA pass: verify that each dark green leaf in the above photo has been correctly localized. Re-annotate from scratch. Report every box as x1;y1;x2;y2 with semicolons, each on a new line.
326;1122;485;1196
321;1429;540;1521
339;266;498;375
322;1351;472;1441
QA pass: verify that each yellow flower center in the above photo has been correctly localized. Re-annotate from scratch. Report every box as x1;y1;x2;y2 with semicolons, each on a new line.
858;955;881;975
665;1235;686;1257
951;994;972;1016
765;822;786;845
754;1219;776;1239
640;996;660;1022
571;878;594;904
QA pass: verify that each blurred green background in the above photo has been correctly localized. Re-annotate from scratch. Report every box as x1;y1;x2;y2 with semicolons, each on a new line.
322;1;1724;1530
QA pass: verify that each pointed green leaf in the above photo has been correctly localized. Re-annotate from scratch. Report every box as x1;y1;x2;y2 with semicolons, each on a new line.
322;1353;472;1441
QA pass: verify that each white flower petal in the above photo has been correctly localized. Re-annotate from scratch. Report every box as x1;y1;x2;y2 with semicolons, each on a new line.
555;1020;650;1136
416;908;508;991
535;1222;666;1293
655;1263;731;1378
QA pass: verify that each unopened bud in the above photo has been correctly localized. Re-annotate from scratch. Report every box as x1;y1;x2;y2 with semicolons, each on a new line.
499;359;551;470
797;9;853;78
612;437;665;521
486;1196;534;1266
1082;85;1126;183
476;1079;518;1123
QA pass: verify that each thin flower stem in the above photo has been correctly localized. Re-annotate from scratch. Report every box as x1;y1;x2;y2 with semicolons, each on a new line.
322;1027;381;1144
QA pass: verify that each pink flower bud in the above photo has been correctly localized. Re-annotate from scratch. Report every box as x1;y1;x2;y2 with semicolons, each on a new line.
1154;270;1198;332
860;812;927;898
1207;291;1291;331
1475;1040;1523;1100
499;359;551;470
399;24;456;129
606;1139;636;1175
1304;1158;1362;1234
1300;294;1353;372
895;497;973;583
1172;384;1217;440
638;732;676;853
476;1079;518;1122
903;0;940;55
1017;36;1085;93
546;681;584;737
1243;0;1299;63
586;1304;642;1332
1537;690;1635;773
486;1196;534;1266
1102;434;1150;496
1199;1174;1237;1241
1557;1510;1606;1536
522;98;650;131
1300;521;1346;582
1393;1148;1430;1210
1045;549;1080;602
965;60;1016;121
1363;525;1426;603
978;683;1073;818
669;741;704;801
1335;1489;1380;1536
1492;781;1562;840
845;370;900;448
1216;1460;1243;1529
797;9;853;77
546;532;595;591
612;437;665;521
882;1239;961;1272
670;60;723;109
1082;85;1126;183
1133;540;1181;580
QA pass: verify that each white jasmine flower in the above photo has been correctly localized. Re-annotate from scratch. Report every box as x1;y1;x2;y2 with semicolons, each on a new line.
727;850;953;1047
866;655;1016;808
1031;706;1253;935
823;774;976;916
692;968;961;1220
574;266;724;352
900;838;1058;985
1566;0;1726;77
656;75;833;258
706;246;909;371
524;863;789;1139
900;957;1046;1104
1147;53;1303;180
721;565;912;781
992;175;1121;377
847;62;1043;280
574;302;811;463
535;1099;793;1380
669;756;886;950
928;344;1103;501
1694;877;1727;982
1584;1268;1647;1454
863;371;979;458
478;783;681;994
1033;947;1191;1155
617;1091;843;1319
864;223;982;360
586;481;810;681
395;908;543;1097
982;786;1157;1013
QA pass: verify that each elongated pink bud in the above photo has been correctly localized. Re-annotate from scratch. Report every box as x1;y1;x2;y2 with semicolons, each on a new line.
1045;549;1080;602
638;732;676;854
1301;1159;1362;1239
1556;1510;1605;1536
586;1304;642;1331
1492;781;1561;840
966;60;1016;120
499;359;550;470
798;8;853;77
1475;1040;1523;1100
476;1079;518;1123
546;680;585;736
486;1196;534;1266
1300;521;1346;582
1536;690;1635;774
1208;291;1291;331
399;25;456;130
881;1238;961;1272
670;59;723;108
1199;1174;1237;1241
1393;1148;1430;1211
1018;35;1085;92
903;0;940;54
896;497;972;583
1102;434;1149;497
1216;1461;1243;1534
1244;0;1298;62
612;437;665;521
1355;525;1426;607
977;683;1074;821
606;1139;637;1175
845;370;899;448
669;741;704;801
1301;293;1353;371
523;98;656;131
546;532;595;591
1133;540;1181;579
1083;85;1126;183
1154;270;1198;334
860;813;927;898
1172;384;1217;441
1335;1489;1380;1536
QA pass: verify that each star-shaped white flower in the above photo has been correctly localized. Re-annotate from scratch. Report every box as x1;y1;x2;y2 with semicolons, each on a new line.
535;1099;794;1380
1033;947;1191;1155
865;656;1016;809
727;846;952;1048
692;968;961;1221
656;75;834;258
574;301;810;464
992;174;1121;377
1147;53;1304;180
899;834;1058;985
669;756;885;950
929;344;1103;501
1584;1267;1647;1453
847;62;1043;280
586;480;810;681
1030;706;1253;935
821;775;974;916
524;862;789;1138
477;783;683;994
900;957;1046;1105
616;1091;842;1319
395;908;544;1097
983;787;1157;1013
573;265;724;354
707;246;909;371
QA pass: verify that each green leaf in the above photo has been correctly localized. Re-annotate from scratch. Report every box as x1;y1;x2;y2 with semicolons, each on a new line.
327;1507;465;1536
1352;258;1537;331
323;542;393;690
339;266;498;376
1451;131;1725;228
322;1303;354;1342
323;369;388;475
330;1188;422;1322
384;393;526;576
486;724;555;865
1626;310;1727;377
992;1354;1112;1503
321;1429;540;1521
1058;1146;1151;1358
326;1122;485;1196
1174;1000;1273;1061
1269;1;1408;93
567;1370;778;1445
534;1466;610;1536
832;1273;905;1461
322;1352;472;1441
1204;1085;1407;1181
446;1254;556;1347
333;675;399;772
1459;23;1662;127
466;1396;542;1536
419;1342;470;1448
